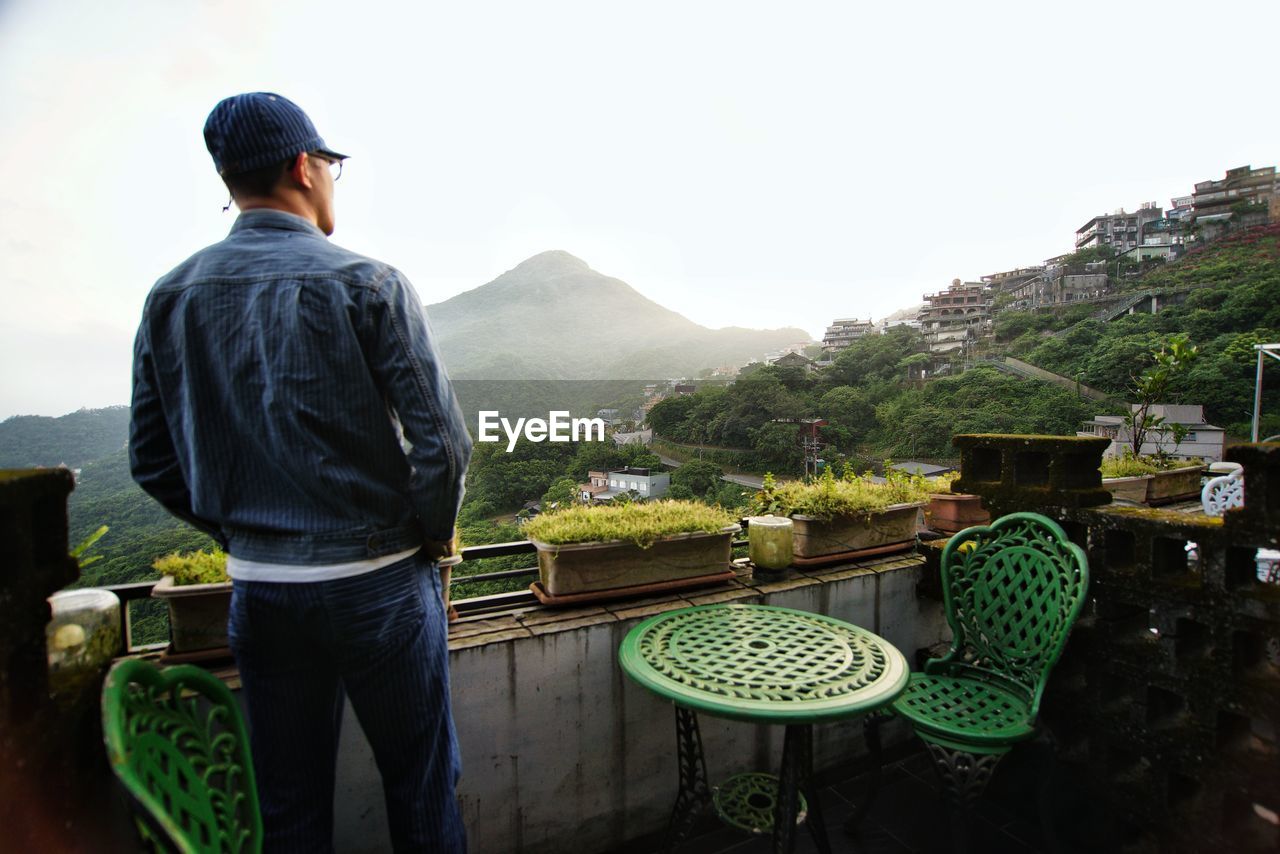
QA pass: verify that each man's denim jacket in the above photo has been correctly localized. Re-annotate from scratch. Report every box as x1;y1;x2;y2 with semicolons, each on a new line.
130;210;473;564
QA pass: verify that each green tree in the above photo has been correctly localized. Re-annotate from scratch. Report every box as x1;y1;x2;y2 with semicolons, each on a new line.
540;477;581;512
816;386;876;448
1123;335;1198;458
750;422;801;468
671;460;724;496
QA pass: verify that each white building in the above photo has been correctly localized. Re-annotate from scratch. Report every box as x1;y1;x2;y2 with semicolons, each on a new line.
1078;404;1225;462
581;466;670;502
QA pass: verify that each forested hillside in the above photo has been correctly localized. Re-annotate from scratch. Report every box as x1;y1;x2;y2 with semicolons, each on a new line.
0;410;215;591
67;449;216;588
648;327;1106;466
1003;222;1280;435
0;406;130;468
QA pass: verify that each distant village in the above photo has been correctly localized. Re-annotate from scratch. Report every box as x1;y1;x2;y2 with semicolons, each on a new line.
811;163;1276;363
580;164;1279;489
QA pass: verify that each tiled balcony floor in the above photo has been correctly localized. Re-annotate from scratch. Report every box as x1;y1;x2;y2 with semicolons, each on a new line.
614;742;1061;854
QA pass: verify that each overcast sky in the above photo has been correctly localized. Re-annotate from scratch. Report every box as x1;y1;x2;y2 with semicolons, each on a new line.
2;0;1277;418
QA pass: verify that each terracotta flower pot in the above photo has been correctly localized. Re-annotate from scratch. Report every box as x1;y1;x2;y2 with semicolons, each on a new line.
925;493;991;534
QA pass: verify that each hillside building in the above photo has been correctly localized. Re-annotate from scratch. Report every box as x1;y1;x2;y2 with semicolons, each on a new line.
1167;195;1194;222
580;466;670;502
1192;165;1277;222
982;266;1044;291
580;471;610;502
1078;404;1225;462
1075;204;1163;254
821;318;875;358
770;352;819;374
984;265;1049;311
918;279;992;354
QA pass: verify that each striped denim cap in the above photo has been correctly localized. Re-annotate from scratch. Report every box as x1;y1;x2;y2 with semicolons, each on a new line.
203;92;348;175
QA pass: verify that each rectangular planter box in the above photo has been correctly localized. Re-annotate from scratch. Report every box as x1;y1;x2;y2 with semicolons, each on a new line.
151;575;231;653
1146;465;1206;505
532;525;740;596
790;502;923;559
1102;474;1153;503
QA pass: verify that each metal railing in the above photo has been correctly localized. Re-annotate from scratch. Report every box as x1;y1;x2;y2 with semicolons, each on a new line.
101;532;752;653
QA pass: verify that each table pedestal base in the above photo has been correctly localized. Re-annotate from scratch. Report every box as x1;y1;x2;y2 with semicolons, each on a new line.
661;707;834;854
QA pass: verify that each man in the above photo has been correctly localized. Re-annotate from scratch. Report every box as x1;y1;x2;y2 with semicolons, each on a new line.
129;92;472;852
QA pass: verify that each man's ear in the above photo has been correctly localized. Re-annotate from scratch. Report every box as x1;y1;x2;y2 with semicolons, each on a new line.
289;152;313;190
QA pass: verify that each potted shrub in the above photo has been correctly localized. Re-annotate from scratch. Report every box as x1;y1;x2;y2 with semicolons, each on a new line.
1099;453;1157;503
923;471;990;534
150;549;231;654
523;500;739;602
748;467;928;562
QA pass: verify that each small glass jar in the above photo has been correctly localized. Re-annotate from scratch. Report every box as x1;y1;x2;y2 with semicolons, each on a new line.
748;515;794;571
47;588;121;701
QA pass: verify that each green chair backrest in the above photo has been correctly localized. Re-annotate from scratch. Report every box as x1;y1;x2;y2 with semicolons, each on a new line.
101;659;262;854
934;512;1089;717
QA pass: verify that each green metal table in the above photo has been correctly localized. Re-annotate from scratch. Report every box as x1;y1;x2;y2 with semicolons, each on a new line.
619;603;909;853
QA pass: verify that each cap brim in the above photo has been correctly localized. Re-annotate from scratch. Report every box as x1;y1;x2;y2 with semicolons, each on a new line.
316;146;349;161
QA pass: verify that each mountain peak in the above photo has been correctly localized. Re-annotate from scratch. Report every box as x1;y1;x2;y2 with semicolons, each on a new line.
509;250;590;278
427;254;810;380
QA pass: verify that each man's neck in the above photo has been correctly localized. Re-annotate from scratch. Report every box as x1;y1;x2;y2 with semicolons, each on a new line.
236;198;320;229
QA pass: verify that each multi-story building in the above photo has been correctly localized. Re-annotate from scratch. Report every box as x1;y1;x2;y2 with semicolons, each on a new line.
983;265;1048;311
579;471;611;502
1124;214;1188;264
1192;165;1277;221
918;280;992;354
1075;203;1163;253
1167;195;1194;222
1004;275;1049;311
1053;272;1109;302
820;318;875;358
981;266;1044;291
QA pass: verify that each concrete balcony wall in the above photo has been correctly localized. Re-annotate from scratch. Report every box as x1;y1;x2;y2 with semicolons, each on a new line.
332;555;949;854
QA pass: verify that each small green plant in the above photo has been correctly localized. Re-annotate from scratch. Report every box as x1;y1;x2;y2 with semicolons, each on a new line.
153;549;229;586
1100;453;1159;478
71;525;109;568
925;471;960;492
748;466;930;521
1155;455;1205;471
523;500;736;548
1124;335;1198;460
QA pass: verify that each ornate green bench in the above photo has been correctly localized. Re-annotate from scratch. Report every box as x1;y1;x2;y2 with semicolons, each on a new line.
102;659;261;853
891;512;1089;846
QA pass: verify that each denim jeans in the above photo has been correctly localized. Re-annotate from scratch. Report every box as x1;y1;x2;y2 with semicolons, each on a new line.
228;553;465;852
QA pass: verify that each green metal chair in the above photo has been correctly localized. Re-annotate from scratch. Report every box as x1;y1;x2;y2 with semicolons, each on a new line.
101;658;262;853
891;512;1089;843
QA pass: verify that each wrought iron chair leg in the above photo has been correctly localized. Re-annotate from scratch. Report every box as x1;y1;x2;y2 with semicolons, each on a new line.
1032;729;1065;854
843;710;890;838
924;741;1004;854
661;705;712;853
